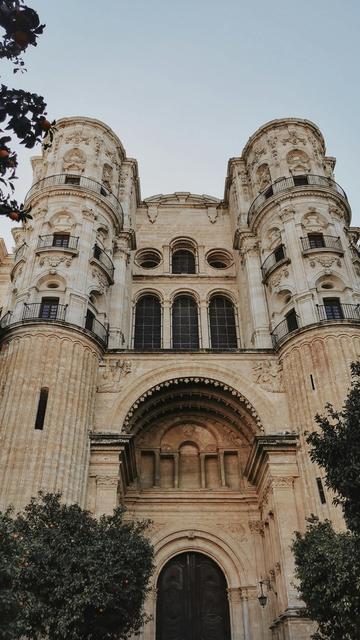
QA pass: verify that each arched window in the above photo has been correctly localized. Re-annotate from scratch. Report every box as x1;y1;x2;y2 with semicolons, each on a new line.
134;295;161;349
209;296;237;349
172;249;196;274
172;296;199;349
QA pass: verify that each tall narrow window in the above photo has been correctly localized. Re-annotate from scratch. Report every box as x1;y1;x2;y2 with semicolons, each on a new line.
209;296;237;349
85;309;95;331
285;308;298;333
274;244;285;263
34;387;49;430
39;297;59;320
134;295;161;349
172;296;199;349
323;298;343;320
172;250;196;274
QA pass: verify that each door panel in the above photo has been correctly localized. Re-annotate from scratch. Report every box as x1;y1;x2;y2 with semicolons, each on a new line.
156;552;230;640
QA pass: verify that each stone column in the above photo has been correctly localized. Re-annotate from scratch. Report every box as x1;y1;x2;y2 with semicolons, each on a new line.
199;299;210;348
236;231;272;348
227;587;245;640
108;230;135;349
162;300;171;348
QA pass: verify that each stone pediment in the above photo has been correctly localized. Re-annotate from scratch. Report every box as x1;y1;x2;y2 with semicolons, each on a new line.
144;192;220;208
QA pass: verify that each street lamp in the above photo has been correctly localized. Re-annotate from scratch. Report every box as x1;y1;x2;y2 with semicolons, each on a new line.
258;579;277;608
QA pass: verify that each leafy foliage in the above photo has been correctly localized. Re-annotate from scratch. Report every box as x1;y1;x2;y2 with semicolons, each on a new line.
0;493;154;640
0;0;55;222
307;361;360;533
0;509;26;640
292;362;360;640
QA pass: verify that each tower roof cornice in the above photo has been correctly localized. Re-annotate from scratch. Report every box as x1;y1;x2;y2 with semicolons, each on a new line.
241;117;326;159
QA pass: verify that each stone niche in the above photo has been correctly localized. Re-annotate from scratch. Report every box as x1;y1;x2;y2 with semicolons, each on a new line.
135;417;249;491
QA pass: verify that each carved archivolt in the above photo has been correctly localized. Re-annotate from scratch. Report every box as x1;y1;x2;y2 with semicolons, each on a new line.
123;376;263;432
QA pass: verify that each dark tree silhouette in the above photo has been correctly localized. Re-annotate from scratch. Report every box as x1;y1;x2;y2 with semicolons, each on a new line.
0;0;55;222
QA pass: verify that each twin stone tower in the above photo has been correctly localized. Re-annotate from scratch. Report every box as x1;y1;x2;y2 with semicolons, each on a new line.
0;116;359;640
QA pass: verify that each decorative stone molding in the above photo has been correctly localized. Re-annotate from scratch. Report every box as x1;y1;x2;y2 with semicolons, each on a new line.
271;476;294;489
96;476;119;487
248;520;265;536
268;266;290;291
253;361;284;393
227;587;242;603
282;130;306;146
97;359;132;393
38;254;73;269
123;376;264;432
91;267;109;294
308;256;342;272
64;129;91;145
239;586;259;600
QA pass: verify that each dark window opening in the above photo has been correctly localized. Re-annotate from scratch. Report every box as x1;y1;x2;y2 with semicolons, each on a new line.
285;308;298;333
172;249;196;274
323;298;343;320
34;387;49;430
308;233;325;249
93;244;102;260
310;374;316;391
209;296;237;349
172;296;199;349
52;233;70;248
316;477;326;504
39;298;59;320
65;175;80;185
274;244;285;263
264;185;274;199
293;175;308;187
134;295;161;349
85;309;95;331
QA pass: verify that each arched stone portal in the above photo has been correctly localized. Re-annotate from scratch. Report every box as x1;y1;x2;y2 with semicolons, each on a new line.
156;551;231;640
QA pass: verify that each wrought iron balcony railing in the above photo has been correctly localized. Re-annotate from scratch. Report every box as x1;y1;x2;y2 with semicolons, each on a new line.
316;303;360;322
23;302;68;322
84;315;109;345
248;174;348;225
14;242;27;262
271;314;301;348
92;244;114;281
300;235;343;253
25;174;123;225
37;234;79;251
0;304;108;347
261;245;289;281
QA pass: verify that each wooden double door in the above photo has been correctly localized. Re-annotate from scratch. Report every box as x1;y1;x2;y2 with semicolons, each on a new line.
156;552;231;640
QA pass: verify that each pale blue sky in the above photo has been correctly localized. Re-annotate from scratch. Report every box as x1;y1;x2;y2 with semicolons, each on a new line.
1;0;360;249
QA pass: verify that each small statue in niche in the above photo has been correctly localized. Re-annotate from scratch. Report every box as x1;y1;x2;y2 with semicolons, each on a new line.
102;163;113;191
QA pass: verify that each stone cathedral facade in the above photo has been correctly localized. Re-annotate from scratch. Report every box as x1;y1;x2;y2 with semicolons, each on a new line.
0;116;359;640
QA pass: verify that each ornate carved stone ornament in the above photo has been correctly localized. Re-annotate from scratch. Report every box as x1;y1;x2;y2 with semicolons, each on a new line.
62;148;86;173
82;206;96;221
38;254;73;269
96;476;118;487
256;163;271;192
248;519;265;536
271;476;294;488
282;129;306;146
309;256;342;272
146;204;159;224
207;206;218;224
97;359;132;393
268;266;290;291
64;129;91;145
253;361;284;393
302;208;326;232
91;267;109;294
119;167;130;189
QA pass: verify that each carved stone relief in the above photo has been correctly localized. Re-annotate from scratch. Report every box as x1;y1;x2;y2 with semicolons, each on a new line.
62;148;86;173
64;129;91;145
97;359;132;393
286;149;310;173
253;361;284;393
91;267;109;293
38;255;73;269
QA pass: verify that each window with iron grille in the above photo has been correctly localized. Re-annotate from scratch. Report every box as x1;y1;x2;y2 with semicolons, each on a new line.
134;295;161;349
52;233;70;248
172;296;199;349
172;249;196;274
39;298;59;320
308;233;325;249
323;298;343;320
209;296;237;349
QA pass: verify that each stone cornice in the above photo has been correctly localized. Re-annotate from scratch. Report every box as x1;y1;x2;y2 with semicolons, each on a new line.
244;434;299;485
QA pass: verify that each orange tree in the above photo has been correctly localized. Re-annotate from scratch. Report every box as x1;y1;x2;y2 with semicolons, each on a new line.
0;0;55;222
0;493;154;640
